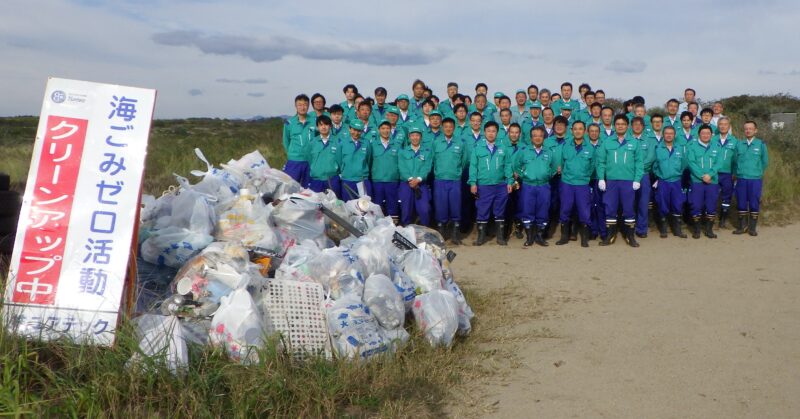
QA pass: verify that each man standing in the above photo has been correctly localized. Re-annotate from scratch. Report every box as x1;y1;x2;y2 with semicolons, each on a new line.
410;79;427;119
653;126;688;238
369;87;390;129
732;121;769;236
395;94;414;128
630;117;657;238
338;120;371;201
468;121;514;246
664;99;682;130
678;88;697;115
306;115;341;197
282;94;314;186
596;115;643;247
586;124;607;240
712;117;738;228
433;117;468;244
398;127;433;226
515;126;556;247
339;84;359;124
556;121;595;247
439;82;459;119
686;125;723;239
369;120;402;224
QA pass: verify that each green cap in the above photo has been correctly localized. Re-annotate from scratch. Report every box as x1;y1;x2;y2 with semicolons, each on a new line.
516;89;526;94
408;126;422;135
386;105;400;115
494;92;505;99
529;101;543;109
561;102;574;111
429;110;442;118
378;119;391;127
396;94;410;102
349;119;364;130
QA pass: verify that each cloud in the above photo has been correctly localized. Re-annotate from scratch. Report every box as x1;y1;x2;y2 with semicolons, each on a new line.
152;30;448;66
247;92;265;98
787;69;800;76
758;69;777;75
216;78;268;84
605;60;647;74
188;88;203;96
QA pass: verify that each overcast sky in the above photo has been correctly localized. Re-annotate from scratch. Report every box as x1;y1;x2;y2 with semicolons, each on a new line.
1;0;798;119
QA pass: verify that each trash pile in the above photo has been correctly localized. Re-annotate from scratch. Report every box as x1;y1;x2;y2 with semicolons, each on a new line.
130;149;474;372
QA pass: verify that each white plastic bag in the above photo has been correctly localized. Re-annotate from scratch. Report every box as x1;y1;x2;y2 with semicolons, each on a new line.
350;235;391;278
443;264;474;336
412;290;459;347
271;193;327;245
128;314;188;375
274;240;321;283
326;294;390;360
363;274;405;329
305;246;366;293
209;288;266;364
389;262;417;311
140;226;214;268
400;249;444;293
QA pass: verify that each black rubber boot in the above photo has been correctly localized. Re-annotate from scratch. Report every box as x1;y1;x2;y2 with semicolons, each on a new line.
451;222;462;245
524;225;534;247
623;223;640;247
655;213;668;238
569;219;578;241
496;221;508;245
670;215;687;238
691;216;702;239
556;223;570;245
579;224;590;248
599;224;617;246
733;212;748;235
748;213;759;236
437;222;449;241
719;206;730;229
473;222;488;246
534;225;549;247
514;220;524;239
704;215;717;238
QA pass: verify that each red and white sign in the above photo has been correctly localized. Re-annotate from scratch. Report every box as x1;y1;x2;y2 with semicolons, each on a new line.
3;77;156;345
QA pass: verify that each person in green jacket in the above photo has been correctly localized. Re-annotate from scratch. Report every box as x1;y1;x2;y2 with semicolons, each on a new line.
368;87;390;129
422;110;444;148
398;127;433;226
496;108;514;146
339;84;358;124
395;94;414;127
686;124;724;239
282;94;315;186
664;99;682;131
691;108;718;138
454;103;470;139
384;106;408;146
306;115;342;197
629;117;658;238
512;89;531;126
468;121;514;246
732;121;769;236
433;117;468;244
521;101;544;143
328;104;347;140
439;82;459;119
555;120;595;247
712;116;738;228
368;119;402;223
338;119;371;201
653;126;688;238
515;126;557;247
599;106;616;141
596;114;644;247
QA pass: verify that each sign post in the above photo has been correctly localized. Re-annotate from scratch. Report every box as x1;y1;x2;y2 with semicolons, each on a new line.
2;77;156;346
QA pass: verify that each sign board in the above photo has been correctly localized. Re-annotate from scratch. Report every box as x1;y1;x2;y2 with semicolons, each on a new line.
2;77;156;345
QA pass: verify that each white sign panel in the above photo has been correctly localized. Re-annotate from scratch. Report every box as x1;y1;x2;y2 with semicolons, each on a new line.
3;77;156;345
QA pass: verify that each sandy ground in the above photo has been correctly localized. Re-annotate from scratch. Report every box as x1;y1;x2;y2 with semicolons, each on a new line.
451;224;800;419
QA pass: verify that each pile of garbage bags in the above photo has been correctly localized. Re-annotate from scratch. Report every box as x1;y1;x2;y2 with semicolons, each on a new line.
131;149;474;372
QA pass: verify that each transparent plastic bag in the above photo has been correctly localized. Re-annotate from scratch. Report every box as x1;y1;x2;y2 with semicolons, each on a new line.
128;314;188;375
328;271;365;300
344;197;384;233
389;262;416;311
209;288;266;364
271;193;326;245
350;235;391;278
408;224;448;261
305;246;365;292
442;263;474;336
169;242;254;311
363;274;405;329
221;150;270;190
140;226;214;268
274;240;321;283
326;294;390;360
412;290;459;347
400;249;444;293
258;167;303;202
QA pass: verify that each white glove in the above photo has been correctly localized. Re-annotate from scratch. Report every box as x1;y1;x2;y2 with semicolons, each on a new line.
633;182;641;191
598;180;606;191
652;180;659;188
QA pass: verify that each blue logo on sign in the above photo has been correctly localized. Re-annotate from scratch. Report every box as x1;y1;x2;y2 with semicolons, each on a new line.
51;90;66;103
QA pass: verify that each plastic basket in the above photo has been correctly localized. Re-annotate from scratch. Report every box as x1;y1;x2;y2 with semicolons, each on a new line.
262;279;331;359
